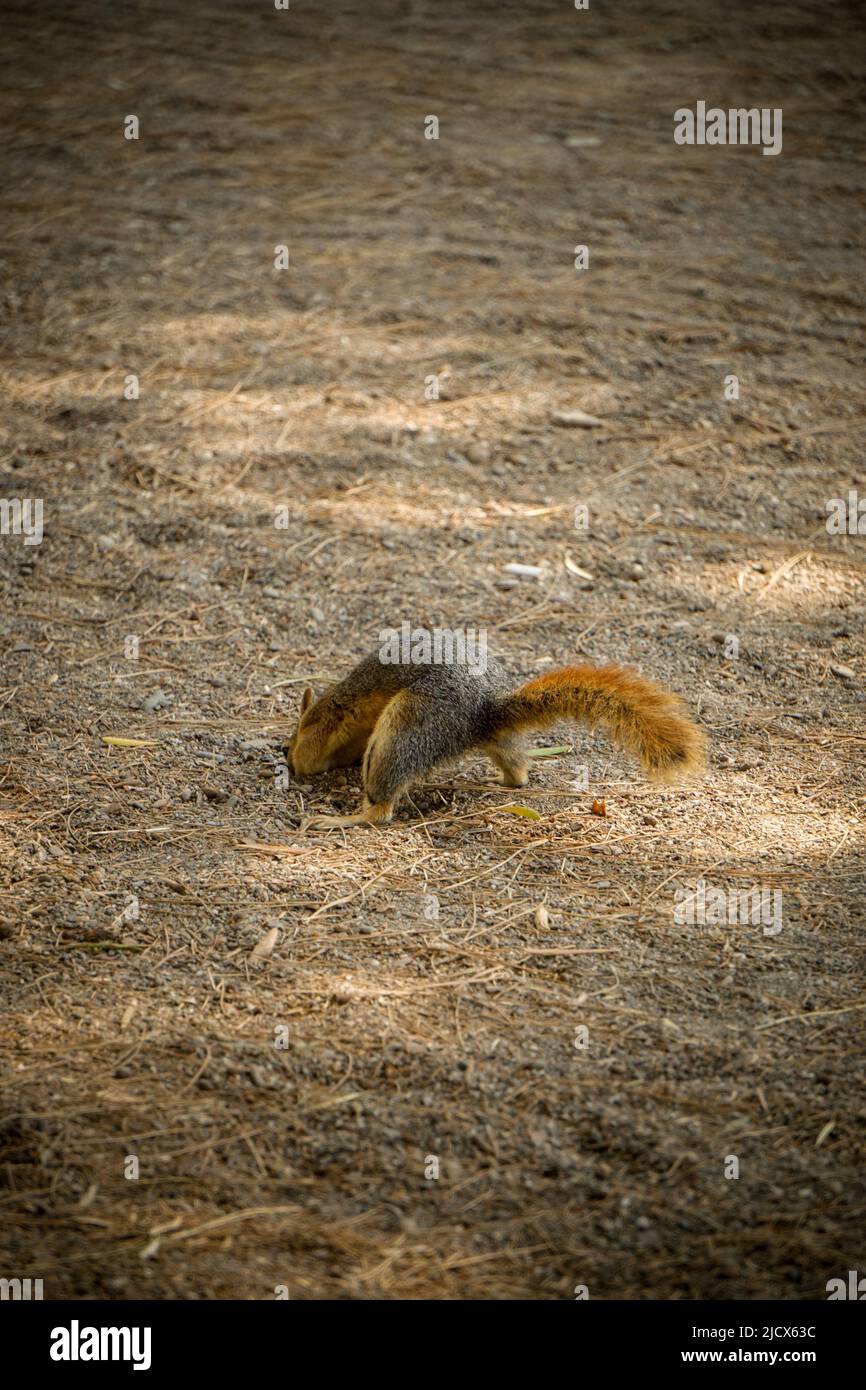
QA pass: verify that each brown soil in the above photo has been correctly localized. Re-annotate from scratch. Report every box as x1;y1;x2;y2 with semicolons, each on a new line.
1;0;864;1300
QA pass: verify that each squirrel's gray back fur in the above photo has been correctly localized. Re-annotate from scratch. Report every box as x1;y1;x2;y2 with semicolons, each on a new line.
332;648;512;754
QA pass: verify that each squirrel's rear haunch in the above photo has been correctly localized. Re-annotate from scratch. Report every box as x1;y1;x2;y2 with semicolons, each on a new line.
494;664;706;781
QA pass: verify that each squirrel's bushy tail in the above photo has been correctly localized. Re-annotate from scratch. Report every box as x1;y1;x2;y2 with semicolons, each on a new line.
495;664;705;781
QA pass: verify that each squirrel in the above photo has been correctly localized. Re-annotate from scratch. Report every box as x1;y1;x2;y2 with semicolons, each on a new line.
287;639;706;828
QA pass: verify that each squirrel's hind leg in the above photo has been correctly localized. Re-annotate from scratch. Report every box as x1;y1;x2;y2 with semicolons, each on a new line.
482;733;530;788
303;692;419;830
362;688;465;811
304;689;458;830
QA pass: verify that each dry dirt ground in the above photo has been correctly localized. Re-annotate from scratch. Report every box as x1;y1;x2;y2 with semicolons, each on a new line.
1;0;864;1301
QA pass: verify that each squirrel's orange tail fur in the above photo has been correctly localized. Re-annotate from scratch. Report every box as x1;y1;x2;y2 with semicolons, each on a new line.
496;664;706;781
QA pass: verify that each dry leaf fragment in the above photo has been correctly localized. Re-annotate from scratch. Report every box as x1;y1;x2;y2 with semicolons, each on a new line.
250;926;280;960
499;804;542;820
564;553;594;580
815;1120;835;1149
102;736;159;748
552;409;605;428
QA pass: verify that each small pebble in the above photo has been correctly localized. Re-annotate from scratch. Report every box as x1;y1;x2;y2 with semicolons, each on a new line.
142;689;169;712
503;563;543;578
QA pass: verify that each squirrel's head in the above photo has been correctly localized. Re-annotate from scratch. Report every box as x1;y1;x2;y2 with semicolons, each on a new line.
287;684;380;775
286;686;331;775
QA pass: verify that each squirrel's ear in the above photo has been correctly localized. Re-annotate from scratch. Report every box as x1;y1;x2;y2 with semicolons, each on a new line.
300;686;314;715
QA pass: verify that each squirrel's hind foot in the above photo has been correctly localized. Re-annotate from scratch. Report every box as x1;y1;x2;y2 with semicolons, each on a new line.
496;768;529;788
303;800;394;831
481;735;530;788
